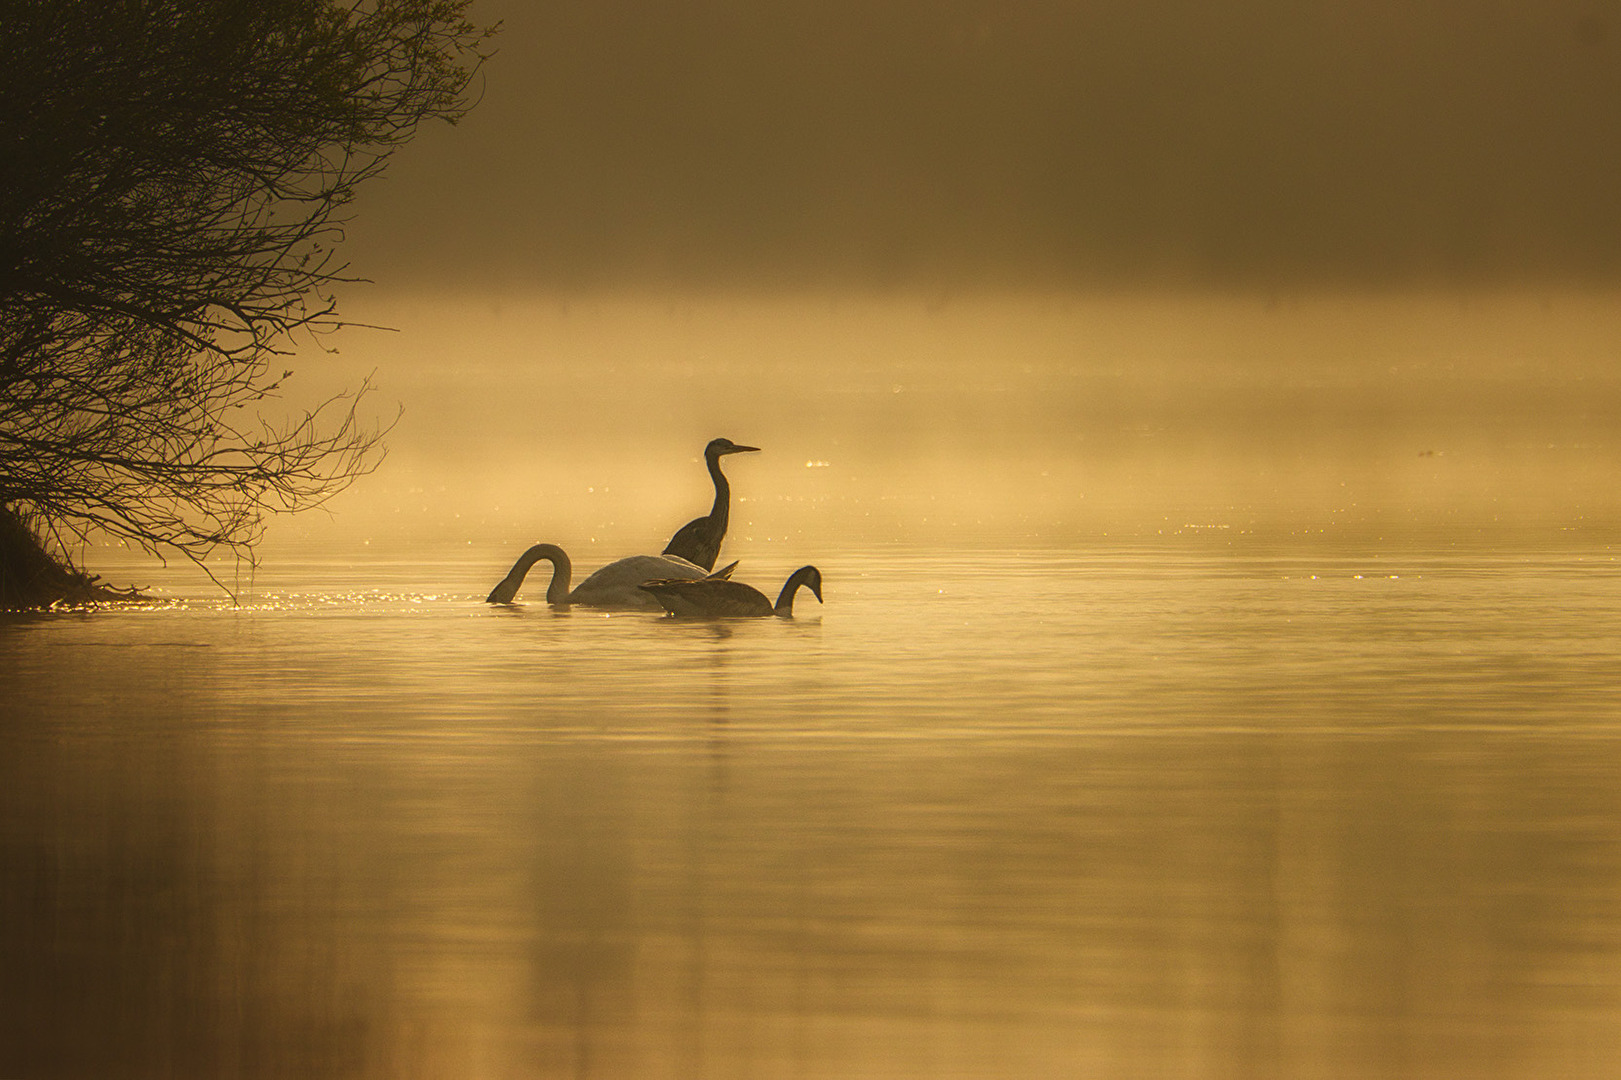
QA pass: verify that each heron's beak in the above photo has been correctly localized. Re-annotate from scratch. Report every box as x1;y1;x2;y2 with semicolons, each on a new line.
724;444;761;455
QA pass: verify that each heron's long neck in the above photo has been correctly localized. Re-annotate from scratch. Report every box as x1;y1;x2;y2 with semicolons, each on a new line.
706;453;731;529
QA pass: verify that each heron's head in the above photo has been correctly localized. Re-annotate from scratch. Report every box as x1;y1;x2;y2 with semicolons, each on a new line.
707;437;760;458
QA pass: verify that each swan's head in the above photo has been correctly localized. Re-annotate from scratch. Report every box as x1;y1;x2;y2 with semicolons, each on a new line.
706;437;760;458
796;566;823;604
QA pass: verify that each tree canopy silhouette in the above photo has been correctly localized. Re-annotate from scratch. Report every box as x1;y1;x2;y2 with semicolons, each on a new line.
0;0;493;606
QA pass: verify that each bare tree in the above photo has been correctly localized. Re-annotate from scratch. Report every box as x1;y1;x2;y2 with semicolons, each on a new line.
0;0;495;605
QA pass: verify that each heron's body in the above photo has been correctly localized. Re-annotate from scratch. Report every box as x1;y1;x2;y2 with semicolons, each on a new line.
661;438;759;571
641;565;823;619
486;544;733;610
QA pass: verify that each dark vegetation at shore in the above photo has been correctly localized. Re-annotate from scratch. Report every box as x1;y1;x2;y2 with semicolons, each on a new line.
0;505;142;608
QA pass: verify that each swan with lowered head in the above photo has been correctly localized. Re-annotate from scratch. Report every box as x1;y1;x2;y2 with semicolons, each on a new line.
639;565;823;619
661;437;760;571
486;543;736;610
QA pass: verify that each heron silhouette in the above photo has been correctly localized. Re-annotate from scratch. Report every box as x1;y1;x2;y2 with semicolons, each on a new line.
661;438;759;571
486;544;737;610
640;566;823;619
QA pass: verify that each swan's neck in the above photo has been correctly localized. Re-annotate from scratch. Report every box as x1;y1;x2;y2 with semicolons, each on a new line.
514;543;571;605
774;568;816;617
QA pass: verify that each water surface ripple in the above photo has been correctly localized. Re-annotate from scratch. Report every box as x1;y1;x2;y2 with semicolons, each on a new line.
3;545;1619;1078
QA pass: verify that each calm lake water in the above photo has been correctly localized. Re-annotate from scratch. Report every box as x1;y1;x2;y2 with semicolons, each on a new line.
6;293;1621;1077
4;540;1621;1079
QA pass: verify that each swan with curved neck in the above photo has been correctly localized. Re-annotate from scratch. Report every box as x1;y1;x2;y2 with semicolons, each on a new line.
486;544;735;609
640;565;823;619
661;437;759;571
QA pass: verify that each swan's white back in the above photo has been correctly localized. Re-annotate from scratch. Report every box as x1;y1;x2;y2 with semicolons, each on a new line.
569;554;714;610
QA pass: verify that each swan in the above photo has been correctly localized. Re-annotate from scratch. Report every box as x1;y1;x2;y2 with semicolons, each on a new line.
486;543;737;610
639;565;823;619
661;437;760;571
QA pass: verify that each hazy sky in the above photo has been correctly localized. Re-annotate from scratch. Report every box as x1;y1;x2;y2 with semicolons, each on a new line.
349;0;1621;291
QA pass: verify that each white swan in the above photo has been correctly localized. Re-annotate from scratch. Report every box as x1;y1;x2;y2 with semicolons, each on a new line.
486;543;736;610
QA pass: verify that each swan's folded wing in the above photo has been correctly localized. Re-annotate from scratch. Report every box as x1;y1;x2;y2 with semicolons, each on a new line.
639;577;771;617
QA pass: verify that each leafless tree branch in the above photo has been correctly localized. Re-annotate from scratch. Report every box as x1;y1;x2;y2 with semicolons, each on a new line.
0;0;496;602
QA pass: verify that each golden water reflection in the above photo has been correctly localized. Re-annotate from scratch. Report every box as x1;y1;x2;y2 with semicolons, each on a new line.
4;694;1618;1077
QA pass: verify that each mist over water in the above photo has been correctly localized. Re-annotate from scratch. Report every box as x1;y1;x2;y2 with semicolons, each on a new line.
6;287;1621;1077
265;288;1621;563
